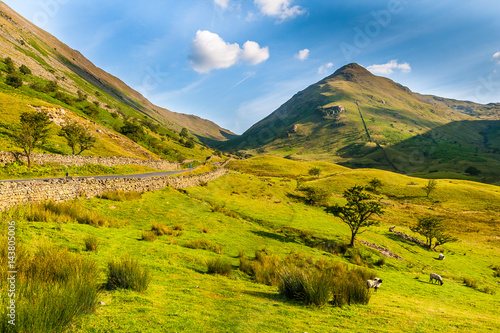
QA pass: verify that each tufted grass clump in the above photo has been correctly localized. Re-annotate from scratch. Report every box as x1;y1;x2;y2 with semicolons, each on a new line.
184;239;223;254
84;235;99;251
99;190;143;201
0;242;101;333
240;248;374;308
151;223;183;237
19;200;117;227
141;230;157;242
106;257;151;292
278;266;334;307
463;276;479;289
492;265;500;278
206;257;233;276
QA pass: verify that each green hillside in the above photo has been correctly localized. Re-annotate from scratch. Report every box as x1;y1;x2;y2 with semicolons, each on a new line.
2;156;499;332
0;2;232;163
222;63;500;184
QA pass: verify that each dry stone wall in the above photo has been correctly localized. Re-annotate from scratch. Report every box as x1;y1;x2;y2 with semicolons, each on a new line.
0;151;180;170
0;168;228;211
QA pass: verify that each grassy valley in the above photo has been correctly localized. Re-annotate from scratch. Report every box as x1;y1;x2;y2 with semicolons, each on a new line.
2;156;499;332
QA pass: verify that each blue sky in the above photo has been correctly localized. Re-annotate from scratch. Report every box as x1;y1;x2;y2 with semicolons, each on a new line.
4;0;500;134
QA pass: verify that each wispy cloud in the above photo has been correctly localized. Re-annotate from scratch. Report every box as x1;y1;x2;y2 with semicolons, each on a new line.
189;30;269;73
493;51;500;65
254;0;306;22
318;62;333;74
214;0;229;10
295;49;309;61
367;60;411;75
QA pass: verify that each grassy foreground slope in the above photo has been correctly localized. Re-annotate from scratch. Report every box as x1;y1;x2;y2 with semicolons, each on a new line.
2;157;499;332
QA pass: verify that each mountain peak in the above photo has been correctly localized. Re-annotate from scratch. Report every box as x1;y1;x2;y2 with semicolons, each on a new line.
324;63;373;82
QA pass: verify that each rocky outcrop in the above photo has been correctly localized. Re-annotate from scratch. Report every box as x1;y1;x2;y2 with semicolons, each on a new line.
359;240;403;260
0;168;228;211
389;226;427;247
0;151;180;170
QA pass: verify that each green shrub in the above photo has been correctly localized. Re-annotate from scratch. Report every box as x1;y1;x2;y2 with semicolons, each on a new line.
84;235;99;251
206;258;232;276
99;190;143;201
106;257;150;292
0;243;101;333
184;239;223;254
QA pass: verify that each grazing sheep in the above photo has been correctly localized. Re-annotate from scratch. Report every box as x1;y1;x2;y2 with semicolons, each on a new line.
367;278;383;291
438;253;445;260
429;273;443;285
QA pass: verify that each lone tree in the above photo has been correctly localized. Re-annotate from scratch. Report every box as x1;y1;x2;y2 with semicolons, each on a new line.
12;111;52;167
423;179;438;198
300;186;331;206
180;127;189;138
367;177;383;193
308;167;321;178
410;216;458;250
60;122;95;155
465;166;481;176
325;185;384;247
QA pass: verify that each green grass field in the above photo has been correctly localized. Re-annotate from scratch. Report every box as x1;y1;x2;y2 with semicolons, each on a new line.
1;156;499;332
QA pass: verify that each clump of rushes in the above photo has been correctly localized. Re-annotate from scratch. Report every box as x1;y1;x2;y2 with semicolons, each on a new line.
106;257;151;292
84;235;99;251
184;239;223;254
0;243;101;333
141;230;157;242
206;257;232;276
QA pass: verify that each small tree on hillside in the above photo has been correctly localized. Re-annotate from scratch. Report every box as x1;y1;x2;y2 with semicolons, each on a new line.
465;166;481;176
300;186;331;206
60;122;96;155
19;64;31;75
325;185;384;247
367;177;383;193
180;127;189;138
6;74;23;88
12;112;52;167
308;167;321;178
4;57;16;74
410;216;458;250
423;179;438;198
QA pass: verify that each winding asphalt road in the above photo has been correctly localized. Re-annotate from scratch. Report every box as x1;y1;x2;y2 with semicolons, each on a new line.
0;168;196;183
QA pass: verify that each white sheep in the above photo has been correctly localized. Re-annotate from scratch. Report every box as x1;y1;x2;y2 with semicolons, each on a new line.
438;253;445;260
367;278;383;292
429;273;443;285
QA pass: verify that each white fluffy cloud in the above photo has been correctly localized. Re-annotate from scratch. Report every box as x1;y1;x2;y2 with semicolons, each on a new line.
214;0;229;10
318;62;334;74
493;51;500;65
254;0;306;21
295;49;309;61
367;60;411;75
241;41;270;65
189;30;269;73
